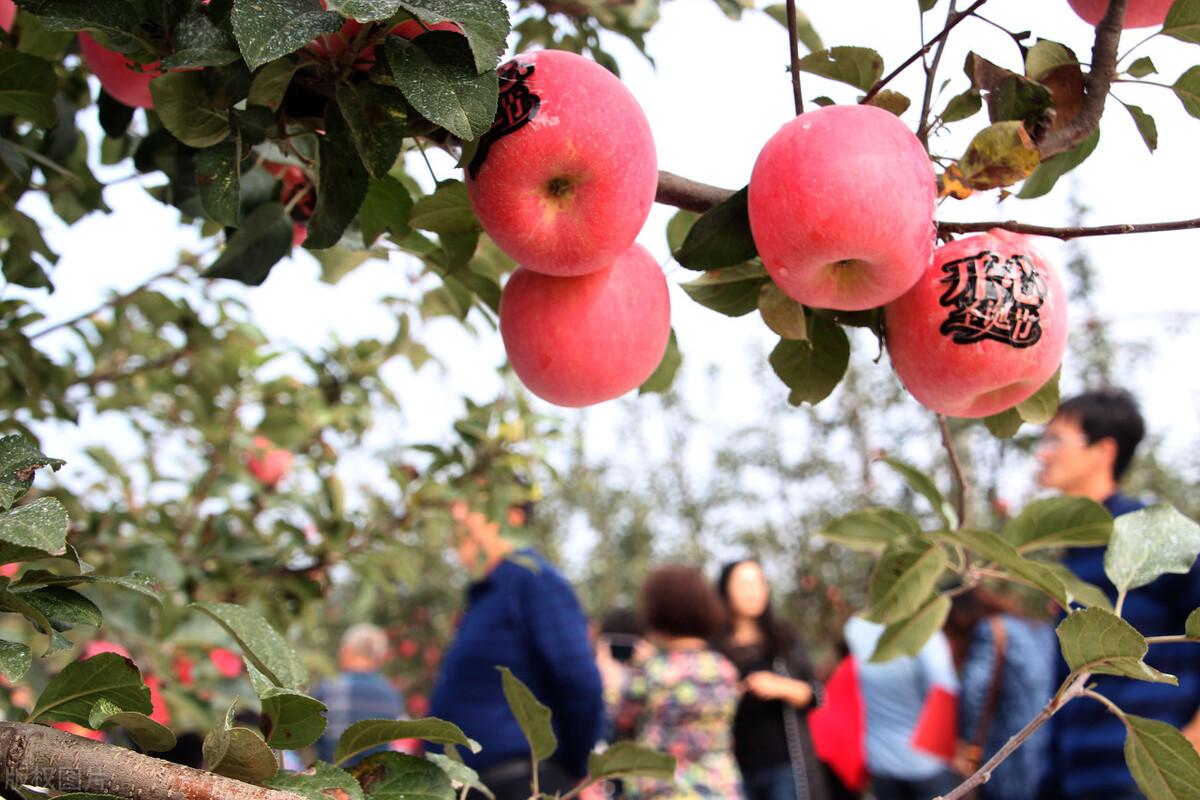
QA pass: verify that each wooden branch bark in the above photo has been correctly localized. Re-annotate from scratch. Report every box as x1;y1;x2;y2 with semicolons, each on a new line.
1035;0;1126;159
0;722;306;800
654;171;735;214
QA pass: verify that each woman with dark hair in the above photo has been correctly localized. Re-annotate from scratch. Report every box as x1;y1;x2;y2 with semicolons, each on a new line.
597;565;743;798
944;587;1055;800
716;559;832;800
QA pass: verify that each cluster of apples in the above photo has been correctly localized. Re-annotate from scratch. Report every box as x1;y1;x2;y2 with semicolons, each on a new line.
749;103;1067;418
465;50;668;408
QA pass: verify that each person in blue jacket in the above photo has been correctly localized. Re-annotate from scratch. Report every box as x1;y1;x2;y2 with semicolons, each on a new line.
1037;389;1200;800
430;500;604;800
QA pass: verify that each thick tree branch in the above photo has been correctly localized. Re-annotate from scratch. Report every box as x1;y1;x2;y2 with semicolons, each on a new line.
0;723;305;800
917;0;958;147
655;171;735;214
1035;0;1126;158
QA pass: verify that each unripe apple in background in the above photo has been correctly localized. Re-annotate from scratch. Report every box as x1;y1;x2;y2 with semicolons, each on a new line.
884;229;1067;418
0;0;16;33
748;104;937;311
467;49;658;276
78;33;161;109
499;243;670;407
244;436;293;488
1066;0;1173;28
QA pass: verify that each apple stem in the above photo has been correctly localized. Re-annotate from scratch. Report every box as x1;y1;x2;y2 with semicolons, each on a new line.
784;0;804;115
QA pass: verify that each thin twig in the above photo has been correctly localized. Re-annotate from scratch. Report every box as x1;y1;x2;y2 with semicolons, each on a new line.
938;414;968;528
937;216;1200;239
938;673;1089;800
1145;635;1198;645
917;0;958;147
1083;688;1127;719
861;0;991;103
785;0;804;115
30;263;186;340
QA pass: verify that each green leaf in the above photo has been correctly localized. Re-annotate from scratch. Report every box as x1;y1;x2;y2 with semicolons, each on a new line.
231;0;342;71
1043;563;1113;611
0;639;33;682
326;1;403;21
1128;56;1158;78
1105;505;1200;594
865;90;911;116
89;697;177;752
1122;102;1158;153
16;1;143;48
987;75;1052;124
268;761;364;799
334;718;480;765
204;704;280;784
426;754;494;799
0;435;65;511
29;652;152;725
395;0;510;74
939;528;1068;607
386;34;498;141
1019;127;1099;199
940;89;982;123
1172;66;1200;118
0;496;68;558
959;120;1041;190
768;315;850;406
666;209;699;252
1004;496;1113;552
758;283;809;340
336;83;410;179
16;585;102;629
1124;714;1200;800
350;752;455;800
587;741;676;781
762;4;823;52
917;0;938;11
820;508;921;552
865;541;948;624
161;11;242;69
196;141;242;227
1025;40;1076;82
203;203;294;285
359;176;414;246
871;594;951;663
11;570;164;602
259;686;328;749
247;56;304;112
1016;369;1060;424
672;187;757;271
149;71;231;149
984;408;1023;439
639;329;682;395
679;262;769;317
1164;0;1200;45
409;180;479;234
0;50;59;127
497;666;556;763
878;457;958;529
189;601;308;689
797;47;884;92
306;102;370;249
1057;607;1177;684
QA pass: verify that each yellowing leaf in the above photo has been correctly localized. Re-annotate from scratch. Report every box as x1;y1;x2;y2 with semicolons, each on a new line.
938;164;973;199
959;121;1041;190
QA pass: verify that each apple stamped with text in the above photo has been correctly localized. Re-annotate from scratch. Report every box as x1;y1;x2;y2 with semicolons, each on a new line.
468;49;667;407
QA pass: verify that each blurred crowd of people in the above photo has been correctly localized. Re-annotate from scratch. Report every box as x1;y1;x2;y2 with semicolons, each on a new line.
8;388;1198;800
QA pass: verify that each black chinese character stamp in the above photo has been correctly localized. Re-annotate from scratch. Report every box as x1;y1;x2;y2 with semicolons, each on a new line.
467;60;540;179
938;249;1048;348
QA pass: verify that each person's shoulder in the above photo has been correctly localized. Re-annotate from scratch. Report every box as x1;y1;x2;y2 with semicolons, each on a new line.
1105;492;1147;517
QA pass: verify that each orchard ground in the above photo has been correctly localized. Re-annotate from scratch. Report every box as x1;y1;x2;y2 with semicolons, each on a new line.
15;0;1200;570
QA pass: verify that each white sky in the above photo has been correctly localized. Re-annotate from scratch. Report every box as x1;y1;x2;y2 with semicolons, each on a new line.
16;0;1200;510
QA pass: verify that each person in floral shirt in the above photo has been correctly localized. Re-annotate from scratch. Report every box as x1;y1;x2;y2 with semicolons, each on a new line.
598;565;743;799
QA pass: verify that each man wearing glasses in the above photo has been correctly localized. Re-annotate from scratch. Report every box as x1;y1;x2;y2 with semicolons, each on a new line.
1036;389;1200;799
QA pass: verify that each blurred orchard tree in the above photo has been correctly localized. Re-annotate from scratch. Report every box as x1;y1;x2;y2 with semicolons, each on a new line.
3;0;1200;798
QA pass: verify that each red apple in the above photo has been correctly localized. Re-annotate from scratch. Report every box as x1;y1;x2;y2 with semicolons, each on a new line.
467;49;658;277
407;694;429;718
748;104;937;311
397;639;419;659
0;563;17;578
1066;0;1173;28
146;674;171;726
245;436;293;488
78;33;160;109
0;0;16;33
884;229;1068;418
209;647;244;678
51;721;105;741
173;654;196;688
499;243;670;407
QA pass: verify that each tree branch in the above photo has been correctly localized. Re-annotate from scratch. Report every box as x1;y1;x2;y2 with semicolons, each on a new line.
938;216;1200;239
1035;0;1126;159
29;263;186;341
785;0;804;115
937;415;969;528
0;723;305;800
861;0;991;104
917;0;958;147
655;171;735;214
